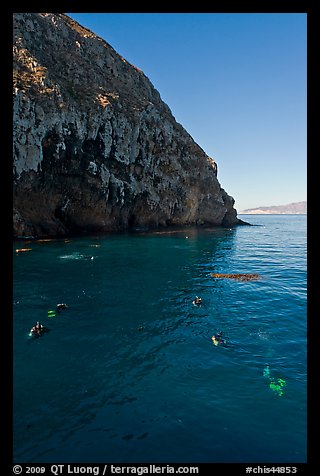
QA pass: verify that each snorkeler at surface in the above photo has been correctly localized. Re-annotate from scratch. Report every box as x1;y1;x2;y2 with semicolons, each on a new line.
56;303;68;312
30;321;45;336
192;296;202;305
212;331;226;346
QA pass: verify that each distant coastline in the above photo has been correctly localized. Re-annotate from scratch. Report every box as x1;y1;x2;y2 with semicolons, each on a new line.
240;201;307;215
239;212;307;215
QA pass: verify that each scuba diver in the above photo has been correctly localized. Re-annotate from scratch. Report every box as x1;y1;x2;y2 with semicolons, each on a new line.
56;303;68;313
263;364;287;397
212;331;226;346
29;321;46;337
192;296;202;306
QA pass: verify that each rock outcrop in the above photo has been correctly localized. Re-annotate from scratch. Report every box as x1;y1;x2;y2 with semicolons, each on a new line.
13;13;242;238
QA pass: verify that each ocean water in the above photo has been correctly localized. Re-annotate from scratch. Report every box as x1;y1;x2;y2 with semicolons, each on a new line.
13;215;307;463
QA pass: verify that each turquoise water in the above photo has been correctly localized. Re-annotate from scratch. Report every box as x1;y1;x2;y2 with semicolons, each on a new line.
13;215;307;463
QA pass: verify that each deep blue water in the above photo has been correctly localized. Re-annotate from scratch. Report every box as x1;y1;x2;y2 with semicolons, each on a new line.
13;215;307;463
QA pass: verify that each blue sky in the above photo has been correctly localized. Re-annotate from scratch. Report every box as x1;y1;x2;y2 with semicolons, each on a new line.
67;13;306;212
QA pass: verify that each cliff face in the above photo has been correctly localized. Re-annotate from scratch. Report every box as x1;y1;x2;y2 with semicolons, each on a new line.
13;13;240;237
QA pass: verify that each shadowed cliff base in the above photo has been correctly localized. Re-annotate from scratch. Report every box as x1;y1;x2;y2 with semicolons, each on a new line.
13;13;245;238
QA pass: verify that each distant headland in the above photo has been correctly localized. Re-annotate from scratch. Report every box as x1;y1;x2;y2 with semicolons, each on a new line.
240;201;307;215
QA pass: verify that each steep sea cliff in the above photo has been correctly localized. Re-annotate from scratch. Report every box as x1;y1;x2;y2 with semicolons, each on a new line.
13;13;242;238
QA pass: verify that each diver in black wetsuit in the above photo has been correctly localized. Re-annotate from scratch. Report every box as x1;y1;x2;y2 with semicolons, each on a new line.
56;303;68;312
30;321;45;336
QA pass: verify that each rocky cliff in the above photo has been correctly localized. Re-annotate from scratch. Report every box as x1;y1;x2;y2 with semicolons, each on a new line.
13;12;242;238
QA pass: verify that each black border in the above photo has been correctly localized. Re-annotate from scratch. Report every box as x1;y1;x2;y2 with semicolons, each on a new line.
6;1;319;473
